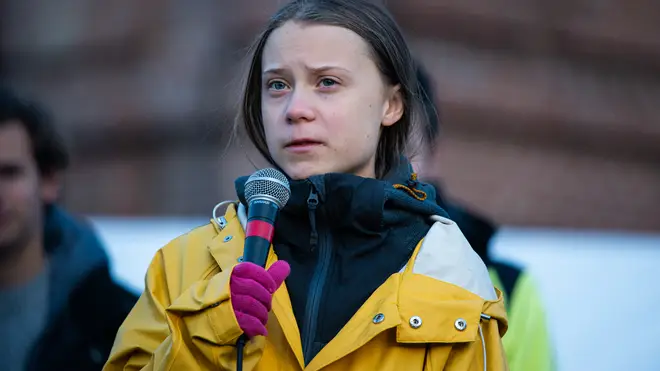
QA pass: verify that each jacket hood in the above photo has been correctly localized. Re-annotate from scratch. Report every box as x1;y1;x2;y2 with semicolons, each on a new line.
235;159;448;225
235;159;450;250
43;205;108;319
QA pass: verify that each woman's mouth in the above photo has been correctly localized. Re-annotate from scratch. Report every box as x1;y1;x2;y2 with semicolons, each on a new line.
285;139;324;153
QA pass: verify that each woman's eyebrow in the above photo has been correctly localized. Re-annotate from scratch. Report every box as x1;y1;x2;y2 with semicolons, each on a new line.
263;65;351;75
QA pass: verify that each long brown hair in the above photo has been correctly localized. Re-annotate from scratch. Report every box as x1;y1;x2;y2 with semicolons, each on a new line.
238;0;425;178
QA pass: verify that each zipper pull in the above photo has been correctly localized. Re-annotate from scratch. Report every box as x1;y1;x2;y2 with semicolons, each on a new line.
307;187;319;250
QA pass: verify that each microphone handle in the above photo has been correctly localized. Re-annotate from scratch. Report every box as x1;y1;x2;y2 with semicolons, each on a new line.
237;198;281;371
243;199;280;267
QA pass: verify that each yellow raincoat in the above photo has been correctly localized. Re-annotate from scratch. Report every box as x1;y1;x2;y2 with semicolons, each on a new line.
104;203;509;370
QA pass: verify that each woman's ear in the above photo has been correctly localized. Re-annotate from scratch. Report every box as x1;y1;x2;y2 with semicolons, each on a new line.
382;84;404;127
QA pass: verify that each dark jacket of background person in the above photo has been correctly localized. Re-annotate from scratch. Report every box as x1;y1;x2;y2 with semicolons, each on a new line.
25;206;138;371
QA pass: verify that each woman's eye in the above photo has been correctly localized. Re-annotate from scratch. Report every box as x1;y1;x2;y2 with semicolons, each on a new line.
268;81;288;91
319;78;337;88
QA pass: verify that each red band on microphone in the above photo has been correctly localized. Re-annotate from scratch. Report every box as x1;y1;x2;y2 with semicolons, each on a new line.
245;220;275;241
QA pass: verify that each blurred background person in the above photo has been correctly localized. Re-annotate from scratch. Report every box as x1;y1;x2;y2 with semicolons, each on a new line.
0;86;138;371
415;63;554;371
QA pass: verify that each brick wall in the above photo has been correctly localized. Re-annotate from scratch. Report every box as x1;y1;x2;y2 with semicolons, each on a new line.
1;0;658;231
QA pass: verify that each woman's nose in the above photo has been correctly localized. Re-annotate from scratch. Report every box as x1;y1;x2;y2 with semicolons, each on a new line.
285;89;315;124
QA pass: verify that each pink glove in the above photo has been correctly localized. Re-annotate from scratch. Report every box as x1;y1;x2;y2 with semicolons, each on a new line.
230;261;290;338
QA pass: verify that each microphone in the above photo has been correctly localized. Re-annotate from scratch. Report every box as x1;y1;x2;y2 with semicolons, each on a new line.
243;168;291;267
236;168;290;371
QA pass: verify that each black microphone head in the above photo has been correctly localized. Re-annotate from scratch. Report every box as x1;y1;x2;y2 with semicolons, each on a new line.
244;168;291;209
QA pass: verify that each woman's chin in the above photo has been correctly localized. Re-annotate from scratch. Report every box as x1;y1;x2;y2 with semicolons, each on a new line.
280;159;376;180
282;163;329;180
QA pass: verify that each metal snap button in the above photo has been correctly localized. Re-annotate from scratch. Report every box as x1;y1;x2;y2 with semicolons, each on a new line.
373;313;385;324
454;318;467;331
409;316;422;329
223;235;233;242
237;256;244;263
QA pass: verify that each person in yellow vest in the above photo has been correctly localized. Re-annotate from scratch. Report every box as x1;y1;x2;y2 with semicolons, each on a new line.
104;1;510;369
415;62;555;371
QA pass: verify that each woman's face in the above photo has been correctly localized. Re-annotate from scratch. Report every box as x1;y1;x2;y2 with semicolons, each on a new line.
260;21;404;180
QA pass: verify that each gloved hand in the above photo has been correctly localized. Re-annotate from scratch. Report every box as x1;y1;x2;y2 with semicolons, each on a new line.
230;260;290;338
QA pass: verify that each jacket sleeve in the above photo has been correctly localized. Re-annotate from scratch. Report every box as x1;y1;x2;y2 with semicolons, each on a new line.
103;248;265;370
502;272;554;371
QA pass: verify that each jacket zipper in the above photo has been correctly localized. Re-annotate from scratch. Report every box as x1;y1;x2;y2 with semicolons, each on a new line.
301;186;333;365
307;188;319;250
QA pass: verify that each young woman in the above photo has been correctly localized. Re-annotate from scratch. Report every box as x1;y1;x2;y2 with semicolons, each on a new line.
104;1;509;370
